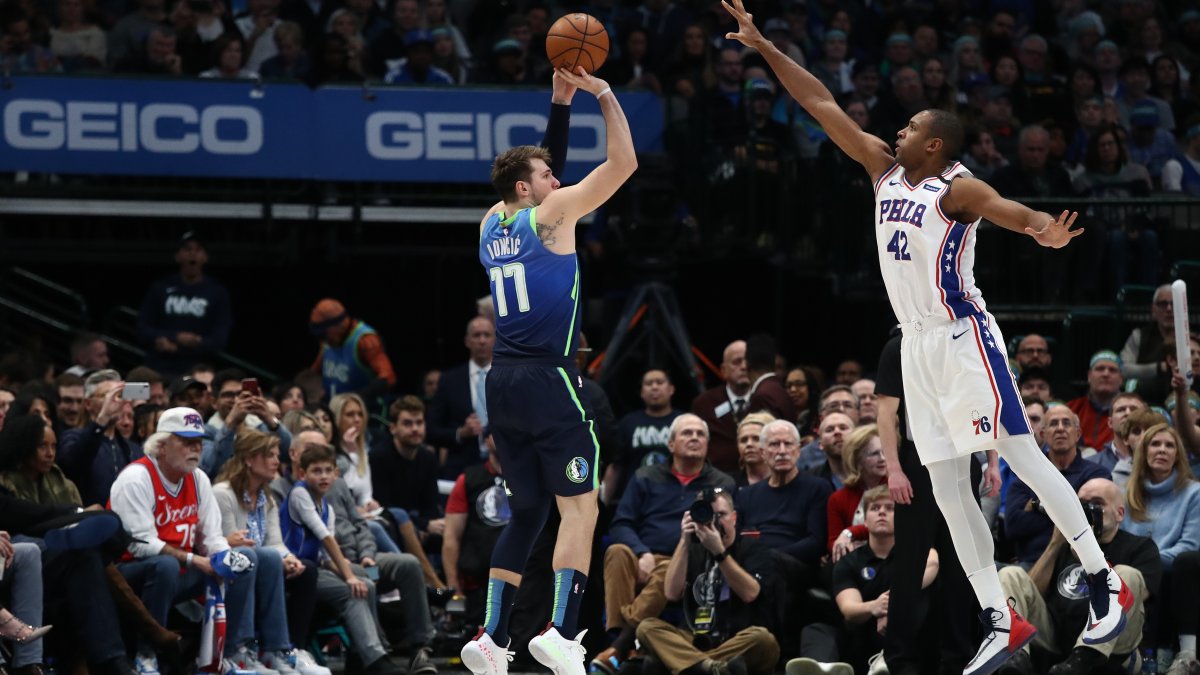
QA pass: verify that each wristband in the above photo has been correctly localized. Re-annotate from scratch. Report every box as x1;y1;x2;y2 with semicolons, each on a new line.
712;549;728;563
596;87;612;99
186;553;194;568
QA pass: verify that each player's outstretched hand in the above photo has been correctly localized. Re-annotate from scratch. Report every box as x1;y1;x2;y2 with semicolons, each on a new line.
1026;209;1083;249
722;0;769;50
888;469;913;505
551;68;577;105
555;66;608;98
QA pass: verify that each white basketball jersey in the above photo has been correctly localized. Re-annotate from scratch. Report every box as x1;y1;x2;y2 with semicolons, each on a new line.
873;161;987;324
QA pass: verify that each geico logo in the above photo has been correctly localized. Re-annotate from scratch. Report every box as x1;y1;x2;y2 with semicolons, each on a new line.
3;100;263;154
366;111;605;162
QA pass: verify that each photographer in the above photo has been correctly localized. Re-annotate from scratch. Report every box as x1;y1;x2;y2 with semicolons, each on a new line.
997;478;1160;674
635;488;780;675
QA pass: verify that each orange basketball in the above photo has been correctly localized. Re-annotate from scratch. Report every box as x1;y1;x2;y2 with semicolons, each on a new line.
546;13;609;74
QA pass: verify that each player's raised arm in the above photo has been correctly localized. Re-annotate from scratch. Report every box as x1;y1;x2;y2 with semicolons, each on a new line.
535;66;637;254
941;176;1084;249
722;0;892;179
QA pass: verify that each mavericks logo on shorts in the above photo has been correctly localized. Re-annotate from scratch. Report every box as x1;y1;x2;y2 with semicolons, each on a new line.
565;457;590;484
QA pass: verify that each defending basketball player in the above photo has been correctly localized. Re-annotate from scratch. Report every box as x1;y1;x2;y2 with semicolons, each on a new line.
460;66;636;675
721;3;1132;674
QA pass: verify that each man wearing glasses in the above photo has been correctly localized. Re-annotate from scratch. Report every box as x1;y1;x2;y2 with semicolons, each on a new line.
1120;284;1177;382
1013;334;1052;373
797;386;861;472
57;369;143;505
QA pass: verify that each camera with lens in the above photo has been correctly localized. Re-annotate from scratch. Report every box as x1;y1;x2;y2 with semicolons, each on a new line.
688;487;724;525
1081;500;1104;536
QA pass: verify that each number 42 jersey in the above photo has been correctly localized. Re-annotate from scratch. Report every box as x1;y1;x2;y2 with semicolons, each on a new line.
873;162;988;325
480;206;582;359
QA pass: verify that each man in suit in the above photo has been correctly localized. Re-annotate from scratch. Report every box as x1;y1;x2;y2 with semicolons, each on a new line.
691;339;751;474
746;334;795;423
428;316;494;480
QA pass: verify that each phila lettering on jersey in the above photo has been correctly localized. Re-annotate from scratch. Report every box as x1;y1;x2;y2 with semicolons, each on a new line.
873;161;987;323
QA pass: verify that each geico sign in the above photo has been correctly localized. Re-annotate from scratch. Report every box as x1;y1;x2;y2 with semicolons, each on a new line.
366;111;605;162
3;100;263;154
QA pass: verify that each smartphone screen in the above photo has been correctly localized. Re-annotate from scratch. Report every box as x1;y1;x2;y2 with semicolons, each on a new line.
124;382;151;401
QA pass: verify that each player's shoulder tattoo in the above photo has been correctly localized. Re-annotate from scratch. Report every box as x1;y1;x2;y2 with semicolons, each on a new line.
538;211;565;246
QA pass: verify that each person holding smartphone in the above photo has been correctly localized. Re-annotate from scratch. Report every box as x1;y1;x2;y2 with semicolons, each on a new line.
57;370;143;506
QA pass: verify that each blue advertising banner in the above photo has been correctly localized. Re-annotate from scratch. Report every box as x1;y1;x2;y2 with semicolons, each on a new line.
0;76;664;182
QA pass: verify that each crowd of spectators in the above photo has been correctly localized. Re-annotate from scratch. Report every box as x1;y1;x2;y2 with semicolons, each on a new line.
0;253;1198;675
3;0;1200;674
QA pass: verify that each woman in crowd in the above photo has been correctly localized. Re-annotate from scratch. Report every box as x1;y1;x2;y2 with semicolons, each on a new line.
989;53;1029;121
200;33;256;78
274;382;308;416
597;27;661;95
131;405;164;445
949;35;985;99
329;393;374;511
1072;124;1159;291
419;0;468;63
0;414;79;506
308;402;336;444
827;424;885;561
49;0;106;71
1122;423;1200;571
810;28;851;96
0;534;50;675
213;431;327;675
661;24;714;118
1150;55;1197;129
259;21;311;80
961;127;1009;180
0;414;180;654
921;55;956;113
328;394;399;553
734;412;774;487
784;366;820;437
430;27;468;84
9;389;56;431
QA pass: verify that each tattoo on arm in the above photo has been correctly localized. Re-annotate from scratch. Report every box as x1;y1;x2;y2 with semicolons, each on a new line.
538;214;564;246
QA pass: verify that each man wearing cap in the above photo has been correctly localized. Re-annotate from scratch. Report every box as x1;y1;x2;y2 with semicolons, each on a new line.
1067;351;1125;450
1127;104;1176;179
1094;40;1123;99
482;38;528;84
110;407;265;675
383;29;453;84
1116;59;1175;133
58;369;144;506
308;298;396;403
761;17;804;68
1161;118;1200;197
136;233;232;376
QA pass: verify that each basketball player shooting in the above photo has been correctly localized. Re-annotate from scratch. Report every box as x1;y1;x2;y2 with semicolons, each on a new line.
722;2;1132;674
460;65;636;675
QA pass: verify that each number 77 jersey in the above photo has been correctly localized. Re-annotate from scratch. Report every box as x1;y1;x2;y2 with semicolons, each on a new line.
480;206;582;359
873;161;987;324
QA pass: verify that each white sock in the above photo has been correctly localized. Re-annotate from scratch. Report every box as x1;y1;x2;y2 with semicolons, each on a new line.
966;567;1010;627
1180;635;1197;653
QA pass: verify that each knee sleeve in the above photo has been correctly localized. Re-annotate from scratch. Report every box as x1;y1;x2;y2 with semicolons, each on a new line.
490;498;552;574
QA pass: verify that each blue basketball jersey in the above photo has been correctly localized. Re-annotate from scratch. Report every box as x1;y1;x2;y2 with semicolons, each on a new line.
479;206;581;359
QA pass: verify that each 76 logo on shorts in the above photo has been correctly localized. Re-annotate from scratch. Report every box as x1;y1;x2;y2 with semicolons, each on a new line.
972;415;992;435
